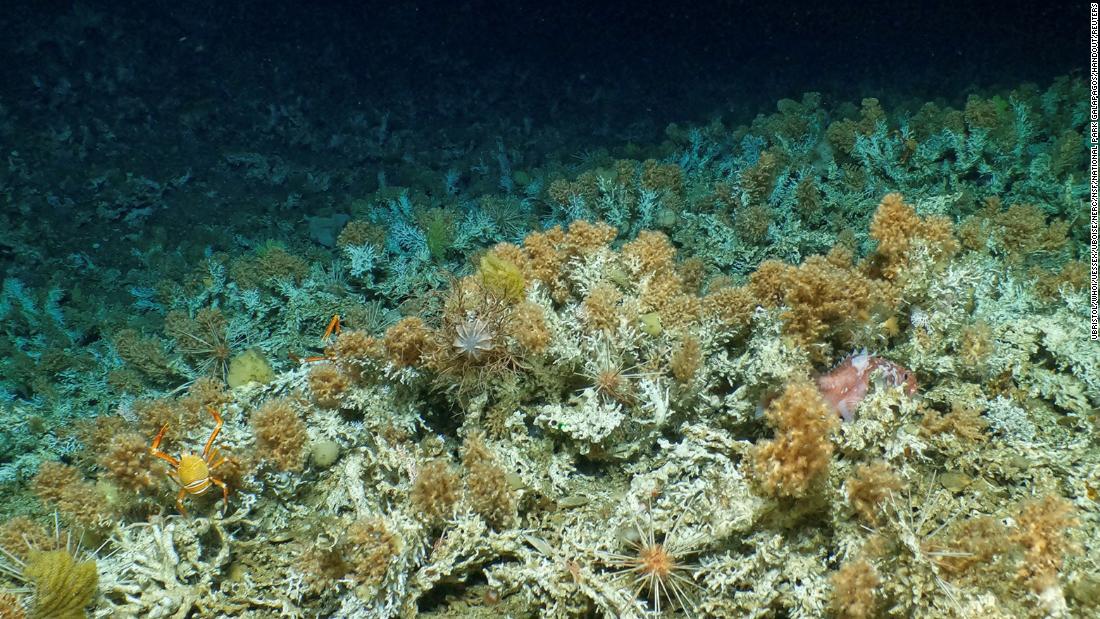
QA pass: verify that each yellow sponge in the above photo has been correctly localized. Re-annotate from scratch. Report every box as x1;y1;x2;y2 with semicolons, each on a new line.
478;251;525;303
227;349;275;388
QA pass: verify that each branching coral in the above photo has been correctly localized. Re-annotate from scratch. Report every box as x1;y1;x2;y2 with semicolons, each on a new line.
111;329;177;385
752;381;838;499
307;364;350;409
409;460;461;526
0;593;24;619
99;431;159;495
97;510;254;617
749;252;878;362
251;399;308;472
844;461;903;524
669;335;702;385
324;329;385;381
868;192;958;282
829;559;880;619
344;517;402;587
579;283;623;333
31;464;110;532
958;197;1070;264
229;244;309;290
383;317;434;368
622;231;701;331
518;221;617;303
462;435;516;530
1011;495;1078;596
0;518;51;562
503;301;551;354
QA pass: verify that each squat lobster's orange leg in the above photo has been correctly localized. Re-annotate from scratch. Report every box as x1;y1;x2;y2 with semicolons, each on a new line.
210;476;229;509
299;314;342;363
200;405;228;510
203;405;223;460
322;313;341;341
175;487;190;517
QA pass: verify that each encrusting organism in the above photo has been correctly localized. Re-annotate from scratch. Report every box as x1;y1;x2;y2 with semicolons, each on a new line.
478;247;527;303
149;405;230;515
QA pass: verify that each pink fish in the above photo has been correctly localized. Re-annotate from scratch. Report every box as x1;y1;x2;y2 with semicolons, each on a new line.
815;350;918;421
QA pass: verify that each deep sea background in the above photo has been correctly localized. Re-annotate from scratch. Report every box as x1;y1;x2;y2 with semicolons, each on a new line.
0;0;1084;270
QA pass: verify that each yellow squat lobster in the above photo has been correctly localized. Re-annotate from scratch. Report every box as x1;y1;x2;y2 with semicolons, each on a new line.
149;405;230;516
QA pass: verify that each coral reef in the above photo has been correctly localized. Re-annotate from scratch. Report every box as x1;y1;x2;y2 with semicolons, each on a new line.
0;16;1091;613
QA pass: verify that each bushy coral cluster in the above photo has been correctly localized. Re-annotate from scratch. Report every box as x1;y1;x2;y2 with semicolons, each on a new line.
409;460;461;525
251;399;309;471
98;431;159;495
829;559;880;619
461;434;517;530
752;381;838;498
31;463;110;532
1012;495;1079;595
307;364;351;409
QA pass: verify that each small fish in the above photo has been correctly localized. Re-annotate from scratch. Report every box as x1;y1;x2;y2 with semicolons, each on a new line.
815;349;917;421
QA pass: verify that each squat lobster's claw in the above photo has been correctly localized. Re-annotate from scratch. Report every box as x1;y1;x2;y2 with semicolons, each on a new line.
150;425;179;467
203;405;223;460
